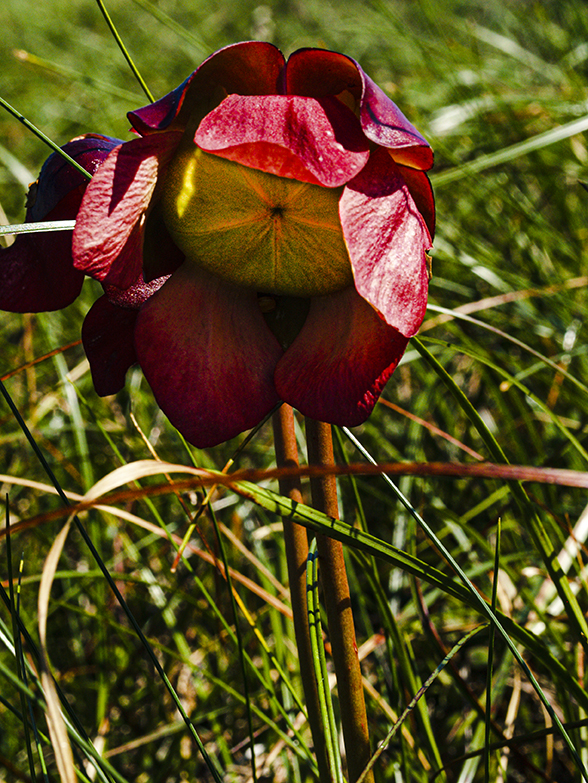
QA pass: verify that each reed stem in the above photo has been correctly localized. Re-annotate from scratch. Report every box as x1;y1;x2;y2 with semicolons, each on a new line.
305;418;374;783
272;405;329;780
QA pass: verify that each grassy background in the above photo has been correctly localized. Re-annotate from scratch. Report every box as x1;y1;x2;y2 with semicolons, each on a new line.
2;0;588;781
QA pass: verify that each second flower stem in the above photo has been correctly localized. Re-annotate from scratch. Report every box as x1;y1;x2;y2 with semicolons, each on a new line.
305;418;374;783
272;405;329;780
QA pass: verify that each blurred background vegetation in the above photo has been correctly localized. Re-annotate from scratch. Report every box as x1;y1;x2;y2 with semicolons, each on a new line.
2;0;588;780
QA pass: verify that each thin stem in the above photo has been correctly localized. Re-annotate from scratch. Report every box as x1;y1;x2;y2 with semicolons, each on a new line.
305;418;374;783
95;0;154;102
0;97;91;180
272;406;330;781
0;220;76;236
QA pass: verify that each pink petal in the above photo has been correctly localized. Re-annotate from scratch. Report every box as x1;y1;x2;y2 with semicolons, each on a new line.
195;94;368;187
0;135;120;313
134;264;283;448
103;273;170;308
82;295;139;396
72;131;182;289
128;42;285;135
284;48;433;171
339;149;431;338
275;286;409;425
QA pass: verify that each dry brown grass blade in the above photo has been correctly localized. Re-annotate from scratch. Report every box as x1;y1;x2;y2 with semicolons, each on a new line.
4;459;588;543
0;340;82;381
0;474;292;618
377;399;486;460
37;517;76;783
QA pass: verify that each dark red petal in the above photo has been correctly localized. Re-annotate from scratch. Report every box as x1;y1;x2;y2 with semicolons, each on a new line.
72;131;182;289
29;134;122;221
283;48;363;99
275;286;409;425
0;236;81;313
195;94;368;187
339;149;431;338
0;202;84;311
134;264;283;448
128;42;285;135
285;48;433;171
0;135;120;313
142;200;185;282
82;295;139;396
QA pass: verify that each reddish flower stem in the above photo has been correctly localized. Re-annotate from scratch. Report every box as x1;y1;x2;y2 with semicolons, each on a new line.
272;405;329;780
305;418;374;783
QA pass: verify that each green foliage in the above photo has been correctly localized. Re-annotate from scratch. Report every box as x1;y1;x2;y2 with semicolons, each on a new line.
2;0;588;780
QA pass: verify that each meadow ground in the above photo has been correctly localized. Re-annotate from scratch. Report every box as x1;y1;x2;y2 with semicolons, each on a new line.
2;1;588;780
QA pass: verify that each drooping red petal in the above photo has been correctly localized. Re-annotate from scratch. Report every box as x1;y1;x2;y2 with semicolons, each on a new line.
82;295;139;396
339;148;431;338
141;201;185;282
284;48;433;171
398;165;436;239
0;237;82;313
195;94;369;187
0;135;120;313
82;273;170;396
360;74;433;170
275;286;409;425
134;264;283;448
128;42;285;135
72;131;182;289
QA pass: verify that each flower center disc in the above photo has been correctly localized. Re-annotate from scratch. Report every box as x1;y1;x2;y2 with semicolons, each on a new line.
161;147;353;297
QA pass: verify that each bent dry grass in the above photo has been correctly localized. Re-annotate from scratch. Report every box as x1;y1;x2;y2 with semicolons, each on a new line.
2;0;588;780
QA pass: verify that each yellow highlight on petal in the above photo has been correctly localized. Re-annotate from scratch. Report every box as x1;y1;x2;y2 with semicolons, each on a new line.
161;146;353;297
175;154;197;220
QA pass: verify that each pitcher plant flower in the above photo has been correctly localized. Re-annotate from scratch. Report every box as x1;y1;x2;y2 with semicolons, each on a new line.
0;42;434;447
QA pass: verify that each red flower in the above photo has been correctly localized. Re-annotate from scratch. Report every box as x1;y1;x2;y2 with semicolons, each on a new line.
1;43;434;448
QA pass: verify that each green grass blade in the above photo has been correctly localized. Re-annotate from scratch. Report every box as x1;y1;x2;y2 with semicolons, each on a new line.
94;0;154;102
357;624;487;783
0;377;224;781
306;540;343;783
432;113;588;187
484;518;501;782
0;97;91;179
